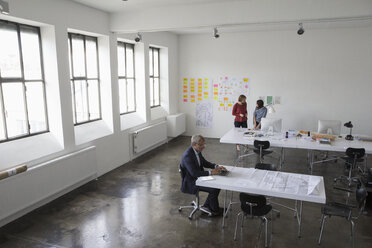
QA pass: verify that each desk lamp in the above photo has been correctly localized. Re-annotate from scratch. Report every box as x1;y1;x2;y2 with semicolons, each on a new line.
344;121;353;141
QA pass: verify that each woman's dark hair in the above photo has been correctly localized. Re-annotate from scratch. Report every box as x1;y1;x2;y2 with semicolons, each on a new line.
257;99;264;108
238;95;246;104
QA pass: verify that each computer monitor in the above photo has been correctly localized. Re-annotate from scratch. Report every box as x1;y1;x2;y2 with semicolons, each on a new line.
261;118;282;133
317;120;341;135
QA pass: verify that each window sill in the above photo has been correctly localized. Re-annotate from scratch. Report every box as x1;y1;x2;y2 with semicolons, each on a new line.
0;132;63;171
74;120;113;145
121;112;146;131
151;106;168;121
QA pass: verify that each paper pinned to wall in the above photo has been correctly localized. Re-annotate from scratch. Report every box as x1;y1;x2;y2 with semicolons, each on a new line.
196;101;213;128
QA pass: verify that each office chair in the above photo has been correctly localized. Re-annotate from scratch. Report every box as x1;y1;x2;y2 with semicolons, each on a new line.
335;148;366;187
318;187;368;248
178;165;212;219
234;193;273;248
253;140;273;163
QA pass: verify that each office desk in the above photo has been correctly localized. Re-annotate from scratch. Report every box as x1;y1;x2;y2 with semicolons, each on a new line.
196;165;326;237
221;128;372;173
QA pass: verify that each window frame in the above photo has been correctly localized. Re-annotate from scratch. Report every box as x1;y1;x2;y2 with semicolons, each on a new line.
149;46;160;108
118;41;136;115
0;20;49;143
68;32;102;125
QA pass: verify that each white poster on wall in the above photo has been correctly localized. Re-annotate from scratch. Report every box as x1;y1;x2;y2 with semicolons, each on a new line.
196;101;213;128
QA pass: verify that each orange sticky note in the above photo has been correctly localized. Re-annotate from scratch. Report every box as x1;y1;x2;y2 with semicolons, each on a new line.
214;92;218;95
183;85;187;89
198;82;202;86
224;97;228;101
191;95;195;98
198;93;202;97
183;90;187;93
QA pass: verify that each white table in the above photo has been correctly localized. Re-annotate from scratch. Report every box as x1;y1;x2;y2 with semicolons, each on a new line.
196;165;326;237
221;128;372;173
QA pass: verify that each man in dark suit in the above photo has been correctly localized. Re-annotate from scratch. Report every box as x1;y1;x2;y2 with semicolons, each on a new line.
180;134;227;215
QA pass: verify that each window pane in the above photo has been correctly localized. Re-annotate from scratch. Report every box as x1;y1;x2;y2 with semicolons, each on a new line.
149;49;153;76
2;83;27;138
149;78;154;107
71;35;86;78
86;37;98;78
0;22;22;78
25;82;47;133
68;40;72;79
119;79;127;113
88;80;100;120
117;43;126;77
74;80;88;123
126;44;134;78
154;48;159;77
154;78;160;106
20;26;42;80
127;79;135;112
0;94;5;140
71;81;76;124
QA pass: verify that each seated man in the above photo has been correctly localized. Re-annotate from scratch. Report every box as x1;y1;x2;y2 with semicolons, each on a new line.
180;134;227;216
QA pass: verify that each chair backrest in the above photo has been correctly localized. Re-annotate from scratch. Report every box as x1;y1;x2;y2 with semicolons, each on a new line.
356;187;368;212
317;120;341;135
346;148;365;159
254;140;270;150
255;163;277;171
179;164;186;180
239;193;266;214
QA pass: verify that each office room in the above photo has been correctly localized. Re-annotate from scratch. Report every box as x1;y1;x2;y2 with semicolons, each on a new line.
0;0;371;247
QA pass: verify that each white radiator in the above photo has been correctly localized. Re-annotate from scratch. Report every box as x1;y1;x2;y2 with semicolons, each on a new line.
132;121;167;154
0;146;97;227
167;113;186;137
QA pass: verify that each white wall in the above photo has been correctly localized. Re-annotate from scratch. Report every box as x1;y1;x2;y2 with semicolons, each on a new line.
179;26;372;138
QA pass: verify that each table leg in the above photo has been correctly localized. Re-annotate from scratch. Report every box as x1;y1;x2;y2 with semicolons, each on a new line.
297;201;303;238
222;190;227;228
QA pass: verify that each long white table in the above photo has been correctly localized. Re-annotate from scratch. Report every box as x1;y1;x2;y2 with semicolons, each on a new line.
221;128;372;173
196;165;326;237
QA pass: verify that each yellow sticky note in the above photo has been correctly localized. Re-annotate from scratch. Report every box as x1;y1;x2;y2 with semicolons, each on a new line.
243;78;248;82
228;103;232;107
204;96;208;99
198;90;202;93
191;78;195;81
197;98;202;101
198;78;202;82
220;103;224;107
191;99;195;103
214;97;218;100
204;92;209;95
183;78;188;81
190;82;195;86
183;81;188;85
183;95;188;98
204;86;209;89
205;78;209;81
214;88;218;92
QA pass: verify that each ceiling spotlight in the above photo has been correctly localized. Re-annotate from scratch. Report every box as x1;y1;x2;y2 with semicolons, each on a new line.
134;32;142;42
297;23;304;35
0;0;10;15
213;27;220;39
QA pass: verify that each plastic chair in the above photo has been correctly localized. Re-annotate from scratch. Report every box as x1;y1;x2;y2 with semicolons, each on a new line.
318;187;368;248
234;193;273;248
178;165;212;219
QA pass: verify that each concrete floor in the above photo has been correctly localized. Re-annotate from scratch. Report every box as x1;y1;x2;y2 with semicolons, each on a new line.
0;136;371;248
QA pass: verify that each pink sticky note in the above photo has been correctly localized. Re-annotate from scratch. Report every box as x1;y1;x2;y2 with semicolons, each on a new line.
183;99;188;102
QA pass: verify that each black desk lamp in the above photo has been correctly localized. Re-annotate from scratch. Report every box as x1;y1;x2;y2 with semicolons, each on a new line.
344;121;353;140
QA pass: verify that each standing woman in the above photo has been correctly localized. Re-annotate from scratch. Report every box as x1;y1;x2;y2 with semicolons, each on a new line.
232;95;248;128
253;99;267;130
232;95;248;151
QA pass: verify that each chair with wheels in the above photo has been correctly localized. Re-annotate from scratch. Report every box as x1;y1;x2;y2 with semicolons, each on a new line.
335;148;366;187
234;193;273;248
318;186;368;248
178;164;212;219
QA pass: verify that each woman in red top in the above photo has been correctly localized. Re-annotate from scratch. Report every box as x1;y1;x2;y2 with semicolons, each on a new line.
232;94;248;128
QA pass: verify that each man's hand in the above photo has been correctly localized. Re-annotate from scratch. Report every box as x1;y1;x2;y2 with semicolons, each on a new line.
240;114;244;117
216;165;227;172
211;169;221;175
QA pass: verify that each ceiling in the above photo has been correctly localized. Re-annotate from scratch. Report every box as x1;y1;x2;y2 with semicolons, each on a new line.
71;0;245;13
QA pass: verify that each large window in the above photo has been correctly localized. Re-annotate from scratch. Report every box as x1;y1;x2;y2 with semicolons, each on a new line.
149;47;160;107
0;20;48;143
118;41;135;114
68;33;101;125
